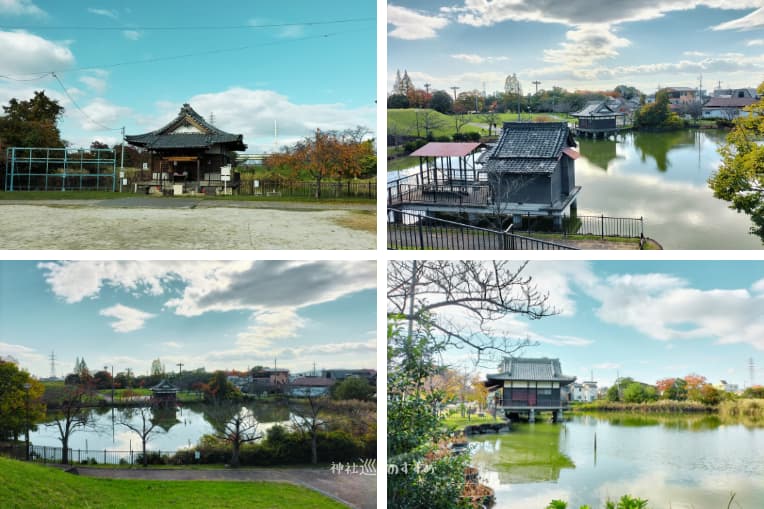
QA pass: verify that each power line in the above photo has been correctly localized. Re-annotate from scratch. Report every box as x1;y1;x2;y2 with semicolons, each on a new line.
51;72;121;131
1;28;364;78
0;17;374;32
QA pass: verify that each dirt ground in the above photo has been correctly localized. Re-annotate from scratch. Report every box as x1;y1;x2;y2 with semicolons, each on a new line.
0;200;376;249
72;466;376;509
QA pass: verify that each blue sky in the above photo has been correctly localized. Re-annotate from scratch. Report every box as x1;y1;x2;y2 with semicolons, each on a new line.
0;0;376;151
425;261;764;389
0;261;376;378
388;1;764;97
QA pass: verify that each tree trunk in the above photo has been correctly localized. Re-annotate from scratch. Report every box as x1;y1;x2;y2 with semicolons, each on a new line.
61;436;68;465
315;177;322;199
231;440;240;468
311;431;318;465
142;438;147;467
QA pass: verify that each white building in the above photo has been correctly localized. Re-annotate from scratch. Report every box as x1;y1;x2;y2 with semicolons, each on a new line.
570;381;598;402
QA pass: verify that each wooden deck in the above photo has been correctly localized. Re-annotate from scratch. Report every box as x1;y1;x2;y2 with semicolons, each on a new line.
389;185;492;208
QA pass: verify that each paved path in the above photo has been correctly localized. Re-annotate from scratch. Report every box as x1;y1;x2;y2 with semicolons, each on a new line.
72;466;376;509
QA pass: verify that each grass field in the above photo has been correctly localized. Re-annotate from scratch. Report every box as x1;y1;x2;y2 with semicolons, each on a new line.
388;109;486;139
442;413;502;429
0;457;346;509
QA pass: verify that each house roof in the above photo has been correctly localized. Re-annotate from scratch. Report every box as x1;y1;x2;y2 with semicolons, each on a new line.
126;103;247;151
572;100;624;118
704;97;757;109
150;379;179;393
292;376;335;387
486;357;576;385
482;122;576;174
410;142;484;157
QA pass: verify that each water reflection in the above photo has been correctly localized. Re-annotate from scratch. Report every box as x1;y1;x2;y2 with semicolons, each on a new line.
30;402;294;452
469;413;764;509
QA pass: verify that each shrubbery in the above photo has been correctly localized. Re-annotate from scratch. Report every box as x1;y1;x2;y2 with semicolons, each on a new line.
452;132;481;142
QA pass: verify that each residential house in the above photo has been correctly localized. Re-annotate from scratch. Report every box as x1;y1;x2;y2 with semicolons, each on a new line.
323;368;377;386
570;380;599;402
288;376;334;397
715;380;740;393
702;96;757;120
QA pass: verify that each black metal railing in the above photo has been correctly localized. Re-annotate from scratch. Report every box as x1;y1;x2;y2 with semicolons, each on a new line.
387;209;575;250
0;444;189;466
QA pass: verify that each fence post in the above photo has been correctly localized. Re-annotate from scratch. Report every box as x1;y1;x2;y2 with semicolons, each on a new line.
417;219;425;249
601;214;605;238
640;216;644;238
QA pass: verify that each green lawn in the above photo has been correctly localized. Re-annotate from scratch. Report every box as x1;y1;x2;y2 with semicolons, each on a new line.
0;457;346;509
388;109;486;139
387;156;420;172
442;413;502;429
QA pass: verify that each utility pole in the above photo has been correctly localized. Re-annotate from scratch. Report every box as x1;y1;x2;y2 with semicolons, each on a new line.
750;357;756;388
176;362;184;377
424;83;431;95
450;86;460;102
23;383;31;461
49;351;57;379
120;127;125;193
532;80;541;94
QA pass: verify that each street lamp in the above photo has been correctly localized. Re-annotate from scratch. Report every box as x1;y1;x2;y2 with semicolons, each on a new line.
104;365;114;402
22;382;31;461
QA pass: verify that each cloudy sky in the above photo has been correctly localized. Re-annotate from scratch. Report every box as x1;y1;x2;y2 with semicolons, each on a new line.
388;1;764;96
0;260;377;378
0;0;375;151
417;260;764;389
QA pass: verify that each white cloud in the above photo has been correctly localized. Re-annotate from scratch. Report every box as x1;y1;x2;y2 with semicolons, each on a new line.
543;24;631;68
76;98;132;131
451;53;509;64
78;74;107;94
122;30;141;41
0;341;46;365
0;0;44;16
99;304;156;333
235;308;307;349
178;87;375;152
443;1;763;28
593;362;621;369
87;7;118;20
388;4;449;40
0;31;73;76
712;7;764;31
747;38;764;46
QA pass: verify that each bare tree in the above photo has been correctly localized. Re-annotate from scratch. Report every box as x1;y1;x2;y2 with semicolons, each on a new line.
453;113;471;135
119;406;164;467
288;389;329;465
481;111;500;137
208;403;262;467
45;384;94;465
387;260;557;365
416;110;446;139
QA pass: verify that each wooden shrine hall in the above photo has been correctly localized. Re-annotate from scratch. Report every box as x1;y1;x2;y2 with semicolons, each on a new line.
125;103;246;193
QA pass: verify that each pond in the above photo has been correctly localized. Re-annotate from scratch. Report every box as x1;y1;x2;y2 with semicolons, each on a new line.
29;402;292;455
575;130;761;249
469;413;764;509
388;129;763;249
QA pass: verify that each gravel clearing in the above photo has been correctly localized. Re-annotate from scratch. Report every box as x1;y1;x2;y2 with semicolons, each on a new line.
0;203;375;249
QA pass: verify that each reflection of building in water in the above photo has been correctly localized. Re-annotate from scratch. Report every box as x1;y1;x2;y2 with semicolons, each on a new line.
471;427;575;484
630;130;697;172
576;137;619;171
485;357;576;423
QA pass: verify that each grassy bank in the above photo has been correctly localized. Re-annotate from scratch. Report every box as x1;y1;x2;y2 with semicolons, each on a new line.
573;400;715;413
0;457;346;509
442;413;501;429
720;399;764;418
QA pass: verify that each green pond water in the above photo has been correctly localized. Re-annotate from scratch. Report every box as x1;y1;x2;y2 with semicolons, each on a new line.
469;413;764;509
575;130;762;249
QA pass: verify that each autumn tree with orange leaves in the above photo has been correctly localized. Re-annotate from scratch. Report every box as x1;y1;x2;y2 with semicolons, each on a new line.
266;127;375;198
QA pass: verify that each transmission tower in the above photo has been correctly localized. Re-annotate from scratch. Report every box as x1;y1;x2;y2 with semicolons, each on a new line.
49;351;57;379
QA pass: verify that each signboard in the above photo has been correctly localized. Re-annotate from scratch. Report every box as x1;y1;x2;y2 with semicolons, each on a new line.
220;165;232;177
122;178;128;186
221;175;231;182
142;162;148;170
254;180;260;188
119;171;125;178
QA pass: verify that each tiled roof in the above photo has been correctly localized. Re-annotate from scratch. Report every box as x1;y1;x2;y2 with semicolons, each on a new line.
485;158;559;174
126;103;246;151
572;100;622;117
292;376;334;387
150;379;179;392
704;97;757;108
482;122;575;174
486;357;576;384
